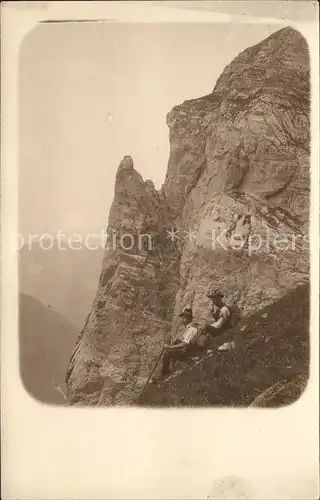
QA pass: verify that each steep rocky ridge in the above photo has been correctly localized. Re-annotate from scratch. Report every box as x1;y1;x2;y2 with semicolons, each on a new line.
66;156;180;405
66;27;310;406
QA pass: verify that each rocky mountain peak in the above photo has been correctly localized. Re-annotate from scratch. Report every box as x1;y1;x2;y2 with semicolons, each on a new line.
117;154;134;170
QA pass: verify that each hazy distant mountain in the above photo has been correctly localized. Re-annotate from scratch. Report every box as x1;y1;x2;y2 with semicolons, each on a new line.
19;292;79;404
19;241;104;329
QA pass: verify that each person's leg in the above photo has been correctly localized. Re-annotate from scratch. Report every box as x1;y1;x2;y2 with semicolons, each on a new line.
162;350;171;375
162;340;184;375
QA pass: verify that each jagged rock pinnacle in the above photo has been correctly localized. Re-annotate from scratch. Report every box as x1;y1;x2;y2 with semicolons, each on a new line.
117;155;134;172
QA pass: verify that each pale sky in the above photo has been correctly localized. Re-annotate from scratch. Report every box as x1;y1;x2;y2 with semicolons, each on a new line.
19;21;281;237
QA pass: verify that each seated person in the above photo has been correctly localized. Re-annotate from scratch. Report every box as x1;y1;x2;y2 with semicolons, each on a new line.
205;290;231;338
161;306;201;376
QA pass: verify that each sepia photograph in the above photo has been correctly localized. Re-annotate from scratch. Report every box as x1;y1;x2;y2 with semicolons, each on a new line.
2;2;319;499
18;18;311;408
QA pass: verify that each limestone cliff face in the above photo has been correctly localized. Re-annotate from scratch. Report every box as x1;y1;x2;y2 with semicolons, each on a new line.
66;156;180;405
66;27;310;406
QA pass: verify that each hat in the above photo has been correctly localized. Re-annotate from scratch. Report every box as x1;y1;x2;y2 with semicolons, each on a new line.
207;289;224;301
179;306;193;318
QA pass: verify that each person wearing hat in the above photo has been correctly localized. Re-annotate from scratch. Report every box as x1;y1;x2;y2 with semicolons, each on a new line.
205;290;231;336
161;305;200;376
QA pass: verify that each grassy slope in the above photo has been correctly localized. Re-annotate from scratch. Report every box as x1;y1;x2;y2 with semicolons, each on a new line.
139;283;309;407
19;292;78;404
